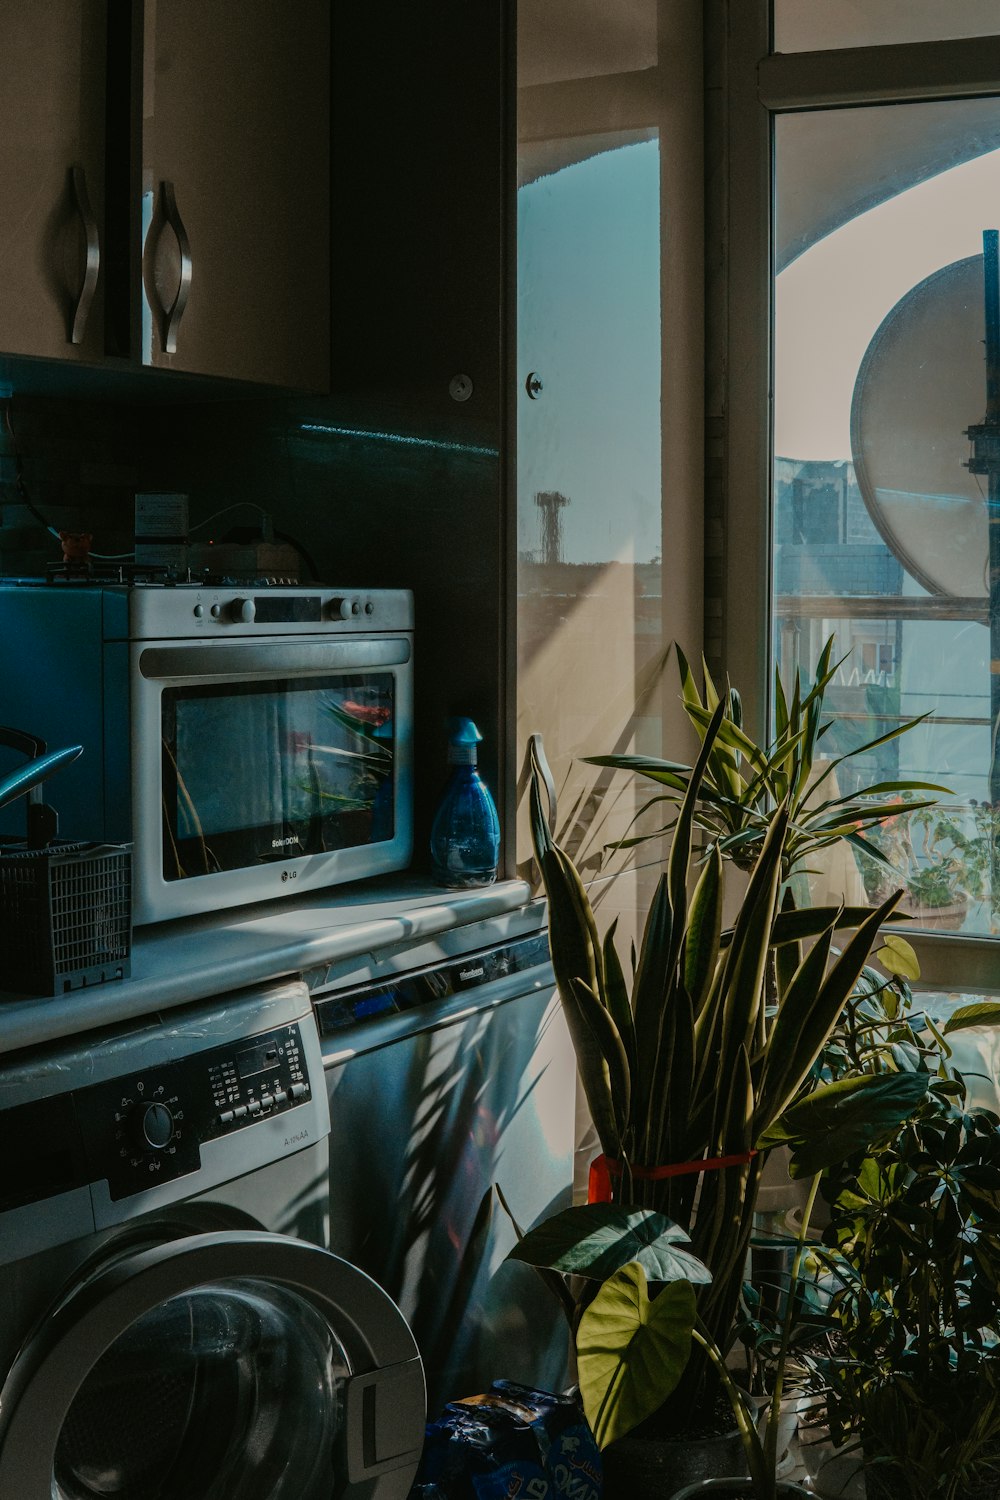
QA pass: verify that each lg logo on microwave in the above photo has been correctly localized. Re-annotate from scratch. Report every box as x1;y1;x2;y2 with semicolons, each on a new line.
280;870;298;883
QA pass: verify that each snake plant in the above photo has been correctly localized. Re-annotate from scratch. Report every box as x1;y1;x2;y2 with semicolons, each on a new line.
584;639;947;882
529;700;906;1421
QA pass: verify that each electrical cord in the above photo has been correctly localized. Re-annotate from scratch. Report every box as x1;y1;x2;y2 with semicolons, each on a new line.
2;402;61;542
273;529;320;580
3;407;315;577
190;501;270;536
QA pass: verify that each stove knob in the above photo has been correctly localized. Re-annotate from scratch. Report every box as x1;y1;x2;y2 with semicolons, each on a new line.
326;597;353;621
130;1101;175;1152
228;597;256;624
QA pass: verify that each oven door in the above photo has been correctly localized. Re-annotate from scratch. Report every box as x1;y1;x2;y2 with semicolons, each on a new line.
0;1230;424;1500
131;636;413;923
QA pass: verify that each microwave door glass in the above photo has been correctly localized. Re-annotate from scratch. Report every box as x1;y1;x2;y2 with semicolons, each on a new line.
160;674;395;881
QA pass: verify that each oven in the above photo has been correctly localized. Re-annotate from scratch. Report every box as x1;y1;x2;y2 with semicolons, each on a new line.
0;583;414;924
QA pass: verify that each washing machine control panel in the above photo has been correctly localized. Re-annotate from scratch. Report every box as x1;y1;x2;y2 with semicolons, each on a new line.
72;1021;313;1201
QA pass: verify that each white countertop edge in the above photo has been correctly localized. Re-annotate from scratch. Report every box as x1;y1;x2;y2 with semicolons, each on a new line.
0;878;533;1056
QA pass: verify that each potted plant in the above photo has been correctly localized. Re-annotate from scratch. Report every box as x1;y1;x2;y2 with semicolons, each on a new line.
522;690;934;1493
582;639;944;887
507;1052;932;1500
802;985;1000;1500
857;794;971;931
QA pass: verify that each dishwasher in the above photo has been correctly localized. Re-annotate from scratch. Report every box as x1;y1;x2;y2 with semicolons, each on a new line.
311;909;575;1416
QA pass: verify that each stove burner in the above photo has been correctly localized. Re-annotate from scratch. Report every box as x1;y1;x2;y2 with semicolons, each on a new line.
46;559;172;586
39;563;299;588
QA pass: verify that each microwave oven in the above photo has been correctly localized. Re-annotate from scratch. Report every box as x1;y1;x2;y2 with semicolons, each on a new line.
0;583;413;924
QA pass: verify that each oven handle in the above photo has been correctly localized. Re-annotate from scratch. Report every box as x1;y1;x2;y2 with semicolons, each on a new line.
138;637;411;680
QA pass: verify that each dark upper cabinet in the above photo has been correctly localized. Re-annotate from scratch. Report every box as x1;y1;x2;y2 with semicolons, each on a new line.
0;2;109;365
141;0;330;390
0;2;330;394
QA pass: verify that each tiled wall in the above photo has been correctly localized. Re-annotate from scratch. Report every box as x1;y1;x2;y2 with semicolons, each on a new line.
0;395;143;578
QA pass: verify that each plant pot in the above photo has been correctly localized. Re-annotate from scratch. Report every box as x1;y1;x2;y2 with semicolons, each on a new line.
902;898;969;932
601;1425;748;1500
671;1480;812;1500
795;1418;865;1500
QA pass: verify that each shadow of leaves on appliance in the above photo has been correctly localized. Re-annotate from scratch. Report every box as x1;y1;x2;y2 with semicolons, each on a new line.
326;990;574;1410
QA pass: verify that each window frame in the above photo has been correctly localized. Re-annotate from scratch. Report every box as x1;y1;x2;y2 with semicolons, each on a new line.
721;3;1000;988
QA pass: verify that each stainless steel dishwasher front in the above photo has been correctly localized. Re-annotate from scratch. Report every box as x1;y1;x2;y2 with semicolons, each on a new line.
313;920;575;1415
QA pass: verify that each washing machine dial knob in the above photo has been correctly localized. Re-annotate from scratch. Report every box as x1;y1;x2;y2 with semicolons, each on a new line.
228;596;256;624
130;1100;175;1152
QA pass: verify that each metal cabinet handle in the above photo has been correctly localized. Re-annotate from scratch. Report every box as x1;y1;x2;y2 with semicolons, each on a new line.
70;164;100;345
159;180;192;354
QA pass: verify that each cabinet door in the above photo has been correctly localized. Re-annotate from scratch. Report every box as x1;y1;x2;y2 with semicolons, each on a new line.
0;2;107;363
142;0;330;392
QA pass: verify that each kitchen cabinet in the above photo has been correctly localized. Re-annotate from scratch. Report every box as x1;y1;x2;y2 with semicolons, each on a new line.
141;0;329;390
0;2;109;365
0;1;329;394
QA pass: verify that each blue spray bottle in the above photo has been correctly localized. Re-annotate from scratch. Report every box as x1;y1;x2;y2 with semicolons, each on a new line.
429;718;500;887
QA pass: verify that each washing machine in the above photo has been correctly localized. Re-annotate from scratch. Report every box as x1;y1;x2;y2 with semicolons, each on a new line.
0;978;425;1500
311;911;576;1415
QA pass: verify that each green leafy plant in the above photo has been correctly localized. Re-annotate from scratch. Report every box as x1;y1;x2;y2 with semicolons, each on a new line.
583;640;945;882
509;1072;930;1500
804;990;1000;1500
862;796;1000;927
528;698;911;1429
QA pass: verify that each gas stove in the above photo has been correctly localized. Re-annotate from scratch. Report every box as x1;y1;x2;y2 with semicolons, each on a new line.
29;561;303;588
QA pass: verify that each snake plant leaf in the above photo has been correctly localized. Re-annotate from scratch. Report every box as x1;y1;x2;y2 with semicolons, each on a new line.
572;979;631;1141
757;921;834;1102
578;1266;697;1449
508;1204;711;1284
602;920;636;1075
528;742;554;863
796;638;843;714
656;984;696;1171
808;713;933;799
844;830;898;870
714;797;788;1075
631;870;673;1126
793;697;821;802
683;702;771;780
700;652;721;713
757;889;904;1129
809;800;939;833
769;902;912;947
774;887;802;1001
943;1002;1000;1034
683;846;724;1017
668;700;728;953
677;644;705;718
582;753;691;786
538;843;619;1155
698;1046;755;1300
761;1071;931;1178
809;780;952;813
774;667;789;741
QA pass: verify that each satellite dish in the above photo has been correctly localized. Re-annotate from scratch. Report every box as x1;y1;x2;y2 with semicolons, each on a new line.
851;254;989;598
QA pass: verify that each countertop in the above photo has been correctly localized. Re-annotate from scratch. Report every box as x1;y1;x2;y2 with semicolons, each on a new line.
0;876;533;1055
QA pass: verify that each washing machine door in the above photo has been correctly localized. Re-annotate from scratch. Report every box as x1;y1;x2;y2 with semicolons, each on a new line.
0;1231;424;1500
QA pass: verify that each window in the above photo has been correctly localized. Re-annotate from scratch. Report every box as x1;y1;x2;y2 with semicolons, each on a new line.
720;4;1000;984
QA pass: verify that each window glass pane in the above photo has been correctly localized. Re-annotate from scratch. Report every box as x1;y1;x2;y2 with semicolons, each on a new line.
774;99;1000;936
516;124;665;883
773;0;1000;53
